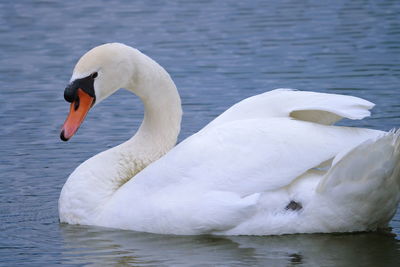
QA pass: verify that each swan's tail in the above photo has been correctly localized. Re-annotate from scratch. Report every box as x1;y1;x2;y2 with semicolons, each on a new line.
315;129;400;231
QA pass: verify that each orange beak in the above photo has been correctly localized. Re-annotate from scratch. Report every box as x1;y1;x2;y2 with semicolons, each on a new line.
60;88;94;141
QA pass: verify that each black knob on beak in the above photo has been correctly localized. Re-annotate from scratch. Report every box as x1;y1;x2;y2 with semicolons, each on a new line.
63;75;96;104
64;84;76;103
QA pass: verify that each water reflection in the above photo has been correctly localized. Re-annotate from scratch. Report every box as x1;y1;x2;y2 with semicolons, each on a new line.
60;224;400;266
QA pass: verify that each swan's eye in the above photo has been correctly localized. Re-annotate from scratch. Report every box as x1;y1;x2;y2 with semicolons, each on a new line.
91;72;98;79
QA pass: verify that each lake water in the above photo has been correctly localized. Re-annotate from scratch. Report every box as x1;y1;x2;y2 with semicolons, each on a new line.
0;0;400;265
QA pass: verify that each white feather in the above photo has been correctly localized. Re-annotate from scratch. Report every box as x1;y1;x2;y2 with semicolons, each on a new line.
59;43;400;235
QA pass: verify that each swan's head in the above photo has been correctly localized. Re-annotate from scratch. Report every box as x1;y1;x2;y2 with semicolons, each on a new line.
60;43;134;141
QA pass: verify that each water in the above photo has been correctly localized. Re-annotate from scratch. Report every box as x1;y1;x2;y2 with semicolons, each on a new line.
0;0;400;265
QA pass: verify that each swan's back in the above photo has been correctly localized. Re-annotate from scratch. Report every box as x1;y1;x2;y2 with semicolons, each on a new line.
96;89;400;235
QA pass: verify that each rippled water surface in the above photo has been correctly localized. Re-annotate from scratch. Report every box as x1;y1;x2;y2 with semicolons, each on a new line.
1;0;400;265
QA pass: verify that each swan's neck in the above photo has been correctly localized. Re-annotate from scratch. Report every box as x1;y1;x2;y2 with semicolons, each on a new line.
120;49;182;178
59;48;182;224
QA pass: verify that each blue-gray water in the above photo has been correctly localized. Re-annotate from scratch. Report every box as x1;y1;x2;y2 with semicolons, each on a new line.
1;0;400;266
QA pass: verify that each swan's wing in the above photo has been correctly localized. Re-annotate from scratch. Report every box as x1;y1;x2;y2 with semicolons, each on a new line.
133;118;382;196
104;116;385;234
104;90;379;234
205;89;374;128
104;119;383;234
131;89;376;195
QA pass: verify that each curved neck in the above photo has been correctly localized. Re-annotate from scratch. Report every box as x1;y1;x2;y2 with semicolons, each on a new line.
115;48;183;181
59;48;182;224
128;48;182;150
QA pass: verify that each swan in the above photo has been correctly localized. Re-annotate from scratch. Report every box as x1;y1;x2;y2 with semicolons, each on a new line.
59;43;400;235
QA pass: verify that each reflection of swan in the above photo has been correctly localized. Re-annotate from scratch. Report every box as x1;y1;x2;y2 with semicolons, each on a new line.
60;224;400;266
59;43;400;235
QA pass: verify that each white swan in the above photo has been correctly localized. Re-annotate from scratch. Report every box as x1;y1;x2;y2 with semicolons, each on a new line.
59;43;400;235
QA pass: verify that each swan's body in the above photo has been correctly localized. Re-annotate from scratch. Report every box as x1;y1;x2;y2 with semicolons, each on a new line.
59;43;400;235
